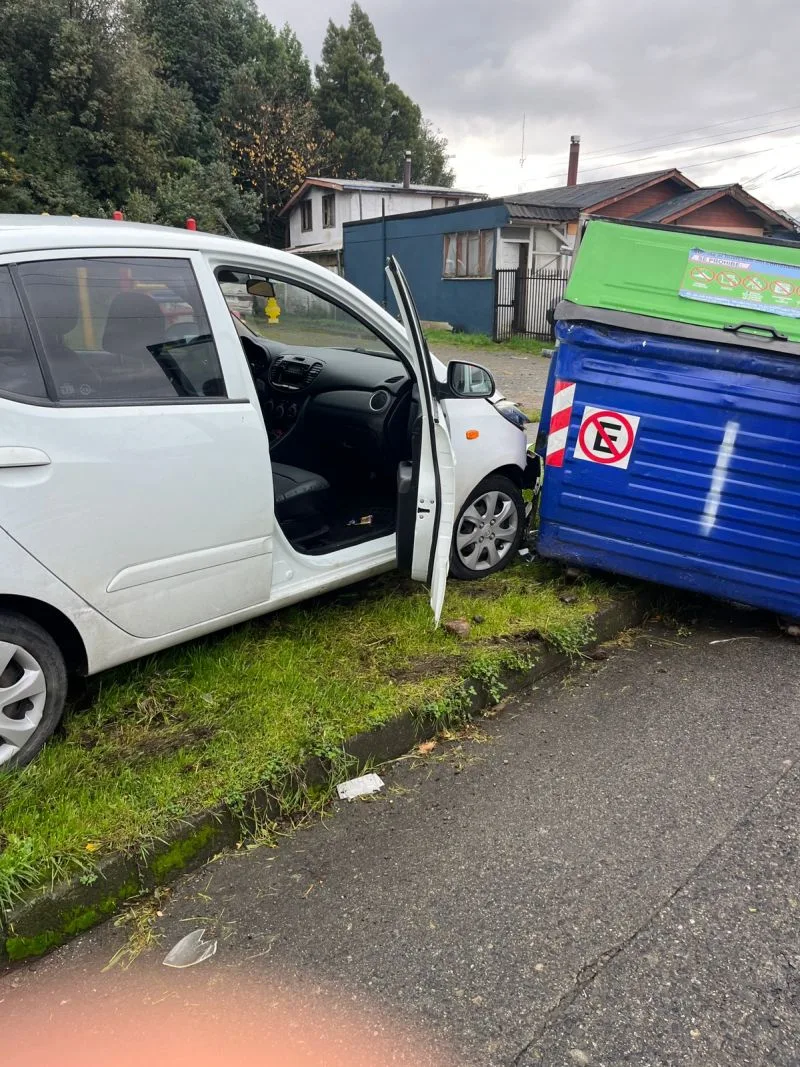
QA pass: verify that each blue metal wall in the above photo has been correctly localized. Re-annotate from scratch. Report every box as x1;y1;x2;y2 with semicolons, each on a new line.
343;202;509;334
538;320;800;617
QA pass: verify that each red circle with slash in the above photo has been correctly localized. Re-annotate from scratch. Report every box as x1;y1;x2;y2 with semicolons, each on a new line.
578;410;635;464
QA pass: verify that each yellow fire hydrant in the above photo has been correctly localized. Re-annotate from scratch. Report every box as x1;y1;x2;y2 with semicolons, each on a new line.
265;296;281;325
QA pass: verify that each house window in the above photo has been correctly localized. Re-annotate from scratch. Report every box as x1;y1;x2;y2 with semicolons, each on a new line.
322;194;336;229
442;230;495;278
300;199;313;232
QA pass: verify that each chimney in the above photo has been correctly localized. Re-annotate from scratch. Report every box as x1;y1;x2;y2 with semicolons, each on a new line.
567;135;580;186
402;151;412;189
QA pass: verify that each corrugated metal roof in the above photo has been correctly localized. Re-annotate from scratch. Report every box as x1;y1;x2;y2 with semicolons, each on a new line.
506;204;575;222
633;187;728;222
503;170;684;211
285;241;341;255
305;176;486;197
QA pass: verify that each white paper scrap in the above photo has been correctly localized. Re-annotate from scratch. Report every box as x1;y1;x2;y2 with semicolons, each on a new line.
336;773;385;801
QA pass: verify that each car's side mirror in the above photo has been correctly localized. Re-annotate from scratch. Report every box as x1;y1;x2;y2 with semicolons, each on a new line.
246;278;276;299
447;360;495;398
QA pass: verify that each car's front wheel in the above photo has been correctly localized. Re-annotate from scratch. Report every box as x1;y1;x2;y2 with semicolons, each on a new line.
450;475;525;580
0;613;67;770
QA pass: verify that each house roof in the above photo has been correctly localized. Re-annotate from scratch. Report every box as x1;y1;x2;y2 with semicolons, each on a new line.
633;186;728;222
633;183;793;231
280;176;487;216
503;169;696;220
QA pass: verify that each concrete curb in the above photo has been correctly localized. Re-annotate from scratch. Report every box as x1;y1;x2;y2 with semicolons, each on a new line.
0;591;650;968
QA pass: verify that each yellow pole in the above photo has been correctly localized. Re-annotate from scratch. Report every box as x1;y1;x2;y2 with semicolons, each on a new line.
76;266;96;349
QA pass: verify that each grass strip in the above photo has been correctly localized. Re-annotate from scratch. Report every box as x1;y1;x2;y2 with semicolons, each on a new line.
0;562;605;911
425;329;550;356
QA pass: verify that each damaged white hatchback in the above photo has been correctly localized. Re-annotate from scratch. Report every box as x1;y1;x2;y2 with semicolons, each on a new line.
0;216;537;767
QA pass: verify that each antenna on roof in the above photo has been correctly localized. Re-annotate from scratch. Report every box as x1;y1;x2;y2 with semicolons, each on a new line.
518;114;526;194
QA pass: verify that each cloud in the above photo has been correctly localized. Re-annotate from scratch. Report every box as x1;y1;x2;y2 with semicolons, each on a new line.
257;0;800;214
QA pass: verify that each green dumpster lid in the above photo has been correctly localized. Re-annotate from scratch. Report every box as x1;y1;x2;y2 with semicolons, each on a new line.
564;218;800;345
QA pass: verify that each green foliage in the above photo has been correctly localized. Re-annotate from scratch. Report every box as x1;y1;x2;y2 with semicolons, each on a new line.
0;0;455;240
424;329;552;356
220;26;328;242
316;2;454;186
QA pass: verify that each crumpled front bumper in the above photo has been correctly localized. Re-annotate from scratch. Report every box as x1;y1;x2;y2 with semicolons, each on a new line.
522;447;543;492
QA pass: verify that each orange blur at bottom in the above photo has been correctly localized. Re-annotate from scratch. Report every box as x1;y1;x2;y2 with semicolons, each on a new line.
4;971;454;1067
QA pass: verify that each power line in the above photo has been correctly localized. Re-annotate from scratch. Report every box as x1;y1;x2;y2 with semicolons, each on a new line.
574;115;800;170
664;145;779;172
528;121;800;186
578;103;800;162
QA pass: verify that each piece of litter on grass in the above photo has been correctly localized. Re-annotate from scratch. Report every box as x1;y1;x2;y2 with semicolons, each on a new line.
336;773;384;801
163;928;217;969
709;637;759;645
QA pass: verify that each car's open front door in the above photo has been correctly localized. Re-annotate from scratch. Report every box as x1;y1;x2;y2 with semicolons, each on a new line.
386;256;456;624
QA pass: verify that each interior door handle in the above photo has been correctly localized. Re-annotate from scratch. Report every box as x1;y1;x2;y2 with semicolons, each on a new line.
0;447;51;468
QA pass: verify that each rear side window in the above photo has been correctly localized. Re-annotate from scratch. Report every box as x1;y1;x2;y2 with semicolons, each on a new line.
0;267;47;399
16;257;226;402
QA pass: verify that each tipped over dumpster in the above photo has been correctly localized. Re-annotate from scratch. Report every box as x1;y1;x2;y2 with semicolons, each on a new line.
536;218;800;618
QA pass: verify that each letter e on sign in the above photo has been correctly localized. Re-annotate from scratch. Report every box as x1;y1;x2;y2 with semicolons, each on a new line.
574;406;640;470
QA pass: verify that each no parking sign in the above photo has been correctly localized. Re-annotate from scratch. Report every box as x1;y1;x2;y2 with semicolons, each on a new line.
574;406;640;470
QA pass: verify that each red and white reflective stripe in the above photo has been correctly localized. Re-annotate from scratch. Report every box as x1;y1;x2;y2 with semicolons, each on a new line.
545;380;576;467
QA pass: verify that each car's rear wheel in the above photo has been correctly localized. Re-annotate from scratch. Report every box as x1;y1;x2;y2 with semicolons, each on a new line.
450;475;525;580
0;613;67;770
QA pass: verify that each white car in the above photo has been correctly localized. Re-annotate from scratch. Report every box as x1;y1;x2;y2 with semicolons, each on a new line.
0;217;536;768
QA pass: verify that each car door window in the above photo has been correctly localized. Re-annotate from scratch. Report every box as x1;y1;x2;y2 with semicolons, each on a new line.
0;266;47;400
216;269;397;358
17;257;226;401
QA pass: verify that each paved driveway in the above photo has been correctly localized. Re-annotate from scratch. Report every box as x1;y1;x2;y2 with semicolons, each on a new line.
4;605;799;1066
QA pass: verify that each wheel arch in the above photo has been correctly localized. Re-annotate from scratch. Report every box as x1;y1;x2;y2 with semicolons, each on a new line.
482;463;524;488
0;596;88;675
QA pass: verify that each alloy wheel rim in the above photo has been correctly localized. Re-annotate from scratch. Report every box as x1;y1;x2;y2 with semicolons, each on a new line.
455;490;519;572
0;641;47;766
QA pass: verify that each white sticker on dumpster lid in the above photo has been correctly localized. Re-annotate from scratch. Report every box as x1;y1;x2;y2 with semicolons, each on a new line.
574;406;640;470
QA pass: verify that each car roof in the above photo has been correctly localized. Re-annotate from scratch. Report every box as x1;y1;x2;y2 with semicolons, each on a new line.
0;215;298;269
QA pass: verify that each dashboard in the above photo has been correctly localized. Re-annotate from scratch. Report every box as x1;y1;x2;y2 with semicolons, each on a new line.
235;321;413;467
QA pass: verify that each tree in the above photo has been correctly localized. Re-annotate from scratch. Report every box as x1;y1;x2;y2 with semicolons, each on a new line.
137;0;266;121
222;26;329;243
315;2;453;186
0;0;260;231
0;0;456;236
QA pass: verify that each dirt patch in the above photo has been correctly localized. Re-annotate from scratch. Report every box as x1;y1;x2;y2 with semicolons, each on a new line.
387;654;462;683
74;723;218;766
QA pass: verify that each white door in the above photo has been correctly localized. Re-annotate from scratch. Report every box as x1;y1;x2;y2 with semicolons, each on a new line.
0;252;274;639
386;256;456;623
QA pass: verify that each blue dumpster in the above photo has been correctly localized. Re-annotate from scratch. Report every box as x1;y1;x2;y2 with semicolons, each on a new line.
537;316;800;617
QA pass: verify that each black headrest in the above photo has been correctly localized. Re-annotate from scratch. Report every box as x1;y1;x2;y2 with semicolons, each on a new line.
102;291;165;353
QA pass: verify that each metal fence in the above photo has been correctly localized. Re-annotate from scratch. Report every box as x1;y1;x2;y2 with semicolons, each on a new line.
493;268;569;342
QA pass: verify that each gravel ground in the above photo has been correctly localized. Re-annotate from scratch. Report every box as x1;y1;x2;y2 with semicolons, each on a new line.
431;342;553;417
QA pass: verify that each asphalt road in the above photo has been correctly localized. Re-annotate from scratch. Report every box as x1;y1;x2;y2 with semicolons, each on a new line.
3;606;799;1067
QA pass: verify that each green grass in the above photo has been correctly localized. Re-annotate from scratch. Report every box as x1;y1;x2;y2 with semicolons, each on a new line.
425;329;550;356
0;562;608;910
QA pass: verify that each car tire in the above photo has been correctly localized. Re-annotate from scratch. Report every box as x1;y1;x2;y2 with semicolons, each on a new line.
0;612;67;770
450;475;525;580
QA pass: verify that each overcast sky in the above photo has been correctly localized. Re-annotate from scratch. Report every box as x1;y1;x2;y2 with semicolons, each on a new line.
257;0;800;216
